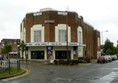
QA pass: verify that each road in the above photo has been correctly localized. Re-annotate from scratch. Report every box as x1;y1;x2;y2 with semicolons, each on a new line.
1;60;118;83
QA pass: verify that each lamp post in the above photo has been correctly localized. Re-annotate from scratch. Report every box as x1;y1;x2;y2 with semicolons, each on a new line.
66;12;69;60
17;45;20;58
101;30;108;45
17;45;20;71
65;7;70;60
63;7;69;60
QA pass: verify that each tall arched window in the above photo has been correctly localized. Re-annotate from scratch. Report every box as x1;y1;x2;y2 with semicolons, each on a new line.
77;26;83;57
31;24;44;42
55;24;71;42
77;26;83;43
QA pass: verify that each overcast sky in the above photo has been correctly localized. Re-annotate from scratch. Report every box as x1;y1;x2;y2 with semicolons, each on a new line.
0;0;118;46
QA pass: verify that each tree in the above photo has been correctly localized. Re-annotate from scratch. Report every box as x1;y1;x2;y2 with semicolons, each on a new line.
103;39;114;55
115;46;118;54
2;44;12;74
2;44;12;58
20;41;26;59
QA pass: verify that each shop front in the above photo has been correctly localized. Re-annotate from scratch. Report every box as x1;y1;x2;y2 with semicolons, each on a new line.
26;42;85;61
55;50;70;59
31;51;44;59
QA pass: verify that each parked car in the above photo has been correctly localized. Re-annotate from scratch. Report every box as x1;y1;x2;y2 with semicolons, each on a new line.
107;55;112;62
97;56;105;63
97;55;113;63
111;55;117;61
0;57;3;60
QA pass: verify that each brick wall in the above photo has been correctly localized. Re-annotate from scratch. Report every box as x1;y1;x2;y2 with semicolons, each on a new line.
22;10;100;59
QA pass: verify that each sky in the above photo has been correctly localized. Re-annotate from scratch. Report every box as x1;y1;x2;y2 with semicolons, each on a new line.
0;0;118;46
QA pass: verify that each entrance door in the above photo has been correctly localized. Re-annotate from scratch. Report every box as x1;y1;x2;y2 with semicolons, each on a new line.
31;51;44;59
55;51;70;59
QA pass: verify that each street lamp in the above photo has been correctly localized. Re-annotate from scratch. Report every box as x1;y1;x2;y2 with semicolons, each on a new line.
17;45;20;71
101;30;108;45
17;45;20;58
65;7;70;60
63;7;69;60
66;12;69;60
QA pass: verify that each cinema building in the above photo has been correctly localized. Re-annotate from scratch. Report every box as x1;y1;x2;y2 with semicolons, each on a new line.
20;8;100;61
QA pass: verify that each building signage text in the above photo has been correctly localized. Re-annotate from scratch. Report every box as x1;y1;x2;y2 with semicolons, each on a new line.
26;42;86;47
44;20;55;23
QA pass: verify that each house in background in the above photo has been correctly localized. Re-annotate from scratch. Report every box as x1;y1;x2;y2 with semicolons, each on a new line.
0;39;20;58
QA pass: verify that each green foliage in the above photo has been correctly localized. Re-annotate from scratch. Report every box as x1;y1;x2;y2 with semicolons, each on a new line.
78;57;90;63
20;41;26;59
84;57;91;63
54;57;90;65
54;59;78;65
78;57;86;63
0;67;23;78
20;41;26;53
2;44;12;54
103;39;115;55
115;47;118;54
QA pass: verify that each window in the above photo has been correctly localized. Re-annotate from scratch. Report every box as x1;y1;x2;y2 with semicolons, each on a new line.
77;26;83;57
31;24;44;42
31;51;44;59
77;27;83;43
55;24;71;42
58;30;66;42
55;51;70;59
34;30;41;42
78;31;82;43
98;37;100;46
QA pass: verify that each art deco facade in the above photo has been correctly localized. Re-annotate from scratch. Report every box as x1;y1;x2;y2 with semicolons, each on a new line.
20;8;100;60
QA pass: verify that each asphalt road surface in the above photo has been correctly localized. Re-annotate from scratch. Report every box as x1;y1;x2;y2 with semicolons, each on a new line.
1;60;118;83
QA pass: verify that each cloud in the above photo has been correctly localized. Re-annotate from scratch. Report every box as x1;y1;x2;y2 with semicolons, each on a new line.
0;0;118;45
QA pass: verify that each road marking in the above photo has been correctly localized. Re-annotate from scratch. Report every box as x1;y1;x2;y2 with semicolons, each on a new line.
100;67;118;70
2;68;30;81
53;78;72;82
92;72;118;83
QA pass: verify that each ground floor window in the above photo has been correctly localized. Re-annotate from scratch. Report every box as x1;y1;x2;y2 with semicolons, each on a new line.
55;51;70;59
31;51;44;59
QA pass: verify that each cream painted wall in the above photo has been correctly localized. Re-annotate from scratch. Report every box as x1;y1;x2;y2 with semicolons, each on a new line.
20;21;24;41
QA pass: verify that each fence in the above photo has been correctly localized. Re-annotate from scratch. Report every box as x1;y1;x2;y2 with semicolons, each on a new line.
0;59;20;74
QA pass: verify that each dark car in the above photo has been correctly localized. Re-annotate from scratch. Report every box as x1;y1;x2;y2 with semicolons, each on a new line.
0;55;3;60
97;56;106;63
0;57;3;60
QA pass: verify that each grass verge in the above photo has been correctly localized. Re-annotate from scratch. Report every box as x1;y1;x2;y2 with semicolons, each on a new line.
0;67;24;79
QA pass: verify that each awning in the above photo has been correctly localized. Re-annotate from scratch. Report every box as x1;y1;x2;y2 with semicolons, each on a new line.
9;52;18;54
